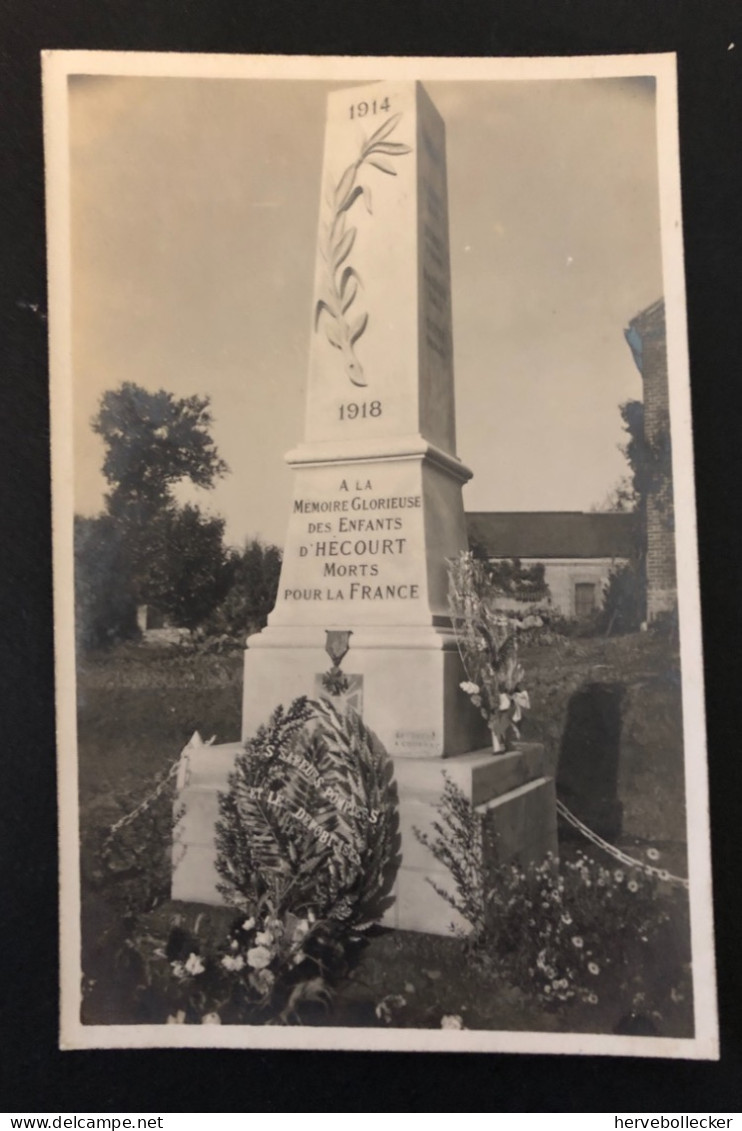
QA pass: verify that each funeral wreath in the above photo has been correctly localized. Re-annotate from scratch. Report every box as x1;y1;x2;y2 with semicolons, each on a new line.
152;695;400;1024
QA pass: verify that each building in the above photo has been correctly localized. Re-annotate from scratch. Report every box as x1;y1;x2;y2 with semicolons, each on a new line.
465;511;634;618
624;298;677;620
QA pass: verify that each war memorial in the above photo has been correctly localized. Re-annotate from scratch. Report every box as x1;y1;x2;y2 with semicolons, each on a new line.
171;80;557;933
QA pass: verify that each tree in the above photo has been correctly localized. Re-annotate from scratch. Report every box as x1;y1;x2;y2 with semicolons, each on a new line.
594;398;674;632
590;474;636;513
92;383;228;520
139;504;235;631
206;538;283;638
469;539;550;603
78;383;232;641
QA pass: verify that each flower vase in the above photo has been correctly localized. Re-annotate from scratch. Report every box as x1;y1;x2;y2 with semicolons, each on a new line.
489;713;510;755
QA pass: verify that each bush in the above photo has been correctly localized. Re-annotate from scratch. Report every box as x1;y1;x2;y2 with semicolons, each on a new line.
205;538;282;640
79;760;184;1023
598;562;644;635
469;543;551;603
125;900;372;1026
416;776;692;1028
75;514;138;650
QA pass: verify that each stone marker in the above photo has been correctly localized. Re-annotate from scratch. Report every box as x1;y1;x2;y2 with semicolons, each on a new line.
173;81;558;932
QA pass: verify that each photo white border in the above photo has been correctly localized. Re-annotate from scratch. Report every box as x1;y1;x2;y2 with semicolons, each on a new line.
44;49;717;1057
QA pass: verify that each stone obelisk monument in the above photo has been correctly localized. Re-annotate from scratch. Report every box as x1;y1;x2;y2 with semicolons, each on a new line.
243;81;486;759
173;82;557;932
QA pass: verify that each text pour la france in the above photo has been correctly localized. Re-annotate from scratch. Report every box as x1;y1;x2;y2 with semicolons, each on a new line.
283;583;420;601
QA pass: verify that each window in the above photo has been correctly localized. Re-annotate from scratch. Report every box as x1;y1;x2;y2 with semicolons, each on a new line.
574;582;597;619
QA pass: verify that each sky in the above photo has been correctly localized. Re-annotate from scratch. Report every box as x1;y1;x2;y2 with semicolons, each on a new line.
69;72;662;548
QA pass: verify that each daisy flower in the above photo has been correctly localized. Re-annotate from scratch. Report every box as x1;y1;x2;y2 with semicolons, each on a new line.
221;954;245;972
184;952;205;976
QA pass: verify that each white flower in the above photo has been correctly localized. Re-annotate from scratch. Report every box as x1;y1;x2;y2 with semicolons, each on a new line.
201;1012;221;1025
170;961;187;980
460;681;479;696
628;879;639;893
587;993;598;1005
588;962;600;976
292;918;311;945
291;949;307;967
167;1010;186;1024
242;917;256;931
185;952;205;976
646;848;660;861
375;994;406;1024
247;945;273;970
571;936;584;949
250;967;275;995
561;913;573;926
614;870;624;883
498;693;511;711
255;930;273;947
441;1014;464;1029
221;954;245;972
658;869;670;881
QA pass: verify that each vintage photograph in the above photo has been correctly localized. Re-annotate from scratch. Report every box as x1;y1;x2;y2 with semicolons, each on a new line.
45;51;716;1055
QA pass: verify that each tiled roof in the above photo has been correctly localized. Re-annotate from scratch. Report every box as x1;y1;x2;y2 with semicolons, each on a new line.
465;511;635;560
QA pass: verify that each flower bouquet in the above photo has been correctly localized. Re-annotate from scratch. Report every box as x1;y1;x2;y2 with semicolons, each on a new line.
448;551;531;754
153;899;350;1025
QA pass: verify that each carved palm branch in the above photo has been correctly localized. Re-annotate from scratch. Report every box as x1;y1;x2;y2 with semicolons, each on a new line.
315;113;412;387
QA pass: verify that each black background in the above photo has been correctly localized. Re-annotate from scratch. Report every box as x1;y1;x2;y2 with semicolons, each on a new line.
1;0;741;1113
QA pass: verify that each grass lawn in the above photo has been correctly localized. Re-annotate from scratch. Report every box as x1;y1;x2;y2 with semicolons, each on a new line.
76;630;693;1036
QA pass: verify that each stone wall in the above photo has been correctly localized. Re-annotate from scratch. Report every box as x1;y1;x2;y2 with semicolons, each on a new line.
527;557;624;618
625;299;677;620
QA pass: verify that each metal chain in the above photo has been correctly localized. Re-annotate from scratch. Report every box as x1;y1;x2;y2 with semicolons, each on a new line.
556;799;689;889
102;745;690;893
105;758;181;843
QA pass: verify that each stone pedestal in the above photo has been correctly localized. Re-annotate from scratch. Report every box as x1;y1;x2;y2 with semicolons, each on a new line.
171;738;243;905
385;743;557;933
172;734;558;937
